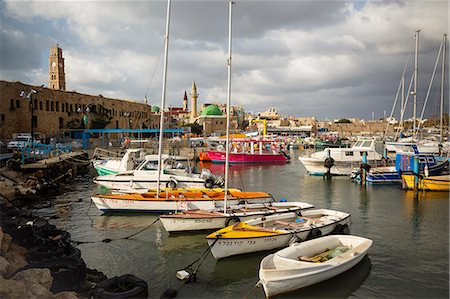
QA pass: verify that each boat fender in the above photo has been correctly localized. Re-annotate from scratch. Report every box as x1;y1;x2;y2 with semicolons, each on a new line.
91;274;148;299
341;224;350;234
225;216;240;227
360;163;371;172
166;178;178;189
323;157;335;169
307;228;322;240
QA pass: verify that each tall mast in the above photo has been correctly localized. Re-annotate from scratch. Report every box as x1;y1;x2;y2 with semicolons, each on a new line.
401;75;405;133
156;0;171;196
413;29;420;138
224;0;234;213
440;34;447;143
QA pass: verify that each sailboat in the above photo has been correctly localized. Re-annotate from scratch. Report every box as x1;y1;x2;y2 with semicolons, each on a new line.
90;0;275;213
385;31;448;155
159;1;314;233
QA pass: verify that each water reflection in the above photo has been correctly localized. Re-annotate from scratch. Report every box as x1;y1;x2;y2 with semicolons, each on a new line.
161;233;208;255
93;214;159;230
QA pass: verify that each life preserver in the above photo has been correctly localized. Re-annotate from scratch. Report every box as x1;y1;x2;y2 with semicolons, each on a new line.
235;143;242;151
270;143;276;151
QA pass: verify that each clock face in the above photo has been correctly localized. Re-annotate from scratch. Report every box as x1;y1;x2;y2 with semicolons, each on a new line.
52;62;57;68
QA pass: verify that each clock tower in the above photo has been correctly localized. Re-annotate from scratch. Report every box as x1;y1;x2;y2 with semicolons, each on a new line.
48;44;66;91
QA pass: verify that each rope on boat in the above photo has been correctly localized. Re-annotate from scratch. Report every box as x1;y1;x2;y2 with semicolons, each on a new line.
176;237;220;283
242;281;262;299
71;217;160;245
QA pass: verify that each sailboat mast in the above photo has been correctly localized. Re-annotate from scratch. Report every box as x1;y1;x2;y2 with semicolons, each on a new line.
157;0;171;196
413;29;420;138
440;34;447;143
224;0;234;213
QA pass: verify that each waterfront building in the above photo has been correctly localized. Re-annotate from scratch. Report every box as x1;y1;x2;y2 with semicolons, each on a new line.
0;45;158;141
196;104;238;136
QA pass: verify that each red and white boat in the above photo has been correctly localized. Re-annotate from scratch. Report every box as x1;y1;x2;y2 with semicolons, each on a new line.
207;139;290;164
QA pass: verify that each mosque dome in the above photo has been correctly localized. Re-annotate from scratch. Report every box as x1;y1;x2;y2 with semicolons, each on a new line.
151;106;160;113
201;104;223;116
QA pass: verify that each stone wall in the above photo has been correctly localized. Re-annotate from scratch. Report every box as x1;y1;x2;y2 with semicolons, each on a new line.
0;80;159;140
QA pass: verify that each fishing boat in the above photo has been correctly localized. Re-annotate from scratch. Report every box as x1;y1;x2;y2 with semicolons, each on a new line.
299;138;382;176
206;139;290;164
258;235;373;297
159;201;315;233
351;153;449;184
91;189;275;213
401;174;450;191
206;209;351;259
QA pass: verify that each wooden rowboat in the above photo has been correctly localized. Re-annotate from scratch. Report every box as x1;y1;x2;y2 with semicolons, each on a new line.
259;235;373;297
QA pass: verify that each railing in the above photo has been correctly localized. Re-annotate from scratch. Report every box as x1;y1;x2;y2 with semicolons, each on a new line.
21;143;72;164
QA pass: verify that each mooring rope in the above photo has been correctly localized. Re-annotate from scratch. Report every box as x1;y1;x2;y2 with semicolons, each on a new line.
242;280;262;299
72;217;160;245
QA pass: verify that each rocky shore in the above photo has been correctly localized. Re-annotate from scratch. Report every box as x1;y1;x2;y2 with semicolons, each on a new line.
0;152;108;298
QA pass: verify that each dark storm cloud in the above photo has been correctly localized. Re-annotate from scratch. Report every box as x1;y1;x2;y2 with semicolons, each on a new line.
0;0;447;120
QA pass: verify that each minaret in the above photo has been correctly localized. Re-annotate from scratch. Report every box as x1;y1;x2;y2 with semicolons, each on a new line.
48;44;66;91
183;90;188;111
190;81;198;122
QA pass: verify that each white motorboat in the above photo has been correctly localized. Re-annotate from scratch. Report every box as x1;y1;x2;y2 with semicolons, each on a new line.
298;138;383;176
92;147;191;176
93;155;221;190
259;235;373;297
159;201;315;233
206;209;351;259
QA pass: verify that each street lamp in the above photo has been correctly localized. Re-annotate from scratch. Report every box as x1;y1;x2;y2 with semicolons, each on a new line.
19;89;37;148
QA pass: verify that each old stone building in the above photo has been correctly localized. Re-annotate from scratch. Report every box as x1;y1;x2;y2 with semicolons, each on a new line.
0;45;162;141
0;80;159;141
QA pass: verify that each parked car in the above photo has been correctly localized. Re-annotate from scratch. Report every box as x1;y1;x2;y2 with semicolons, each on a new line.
0;140;7;154
7;133;41;150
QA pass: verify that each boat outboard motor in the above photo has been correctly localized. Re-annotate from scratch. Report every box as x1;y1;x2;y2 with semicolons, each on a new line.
200;168;214;179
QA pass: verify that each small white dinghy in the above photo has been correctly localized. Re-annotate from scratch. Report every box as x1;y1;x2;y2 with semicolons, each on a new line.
259;235;373;297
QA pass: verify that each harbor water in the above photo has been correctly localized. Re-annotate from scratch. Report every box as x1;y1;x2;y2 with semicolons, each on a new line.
28;150;448;298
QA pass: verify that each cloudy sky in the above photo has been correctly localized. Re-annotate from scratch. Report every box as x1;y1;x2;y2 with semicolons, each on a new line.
0;0;448;120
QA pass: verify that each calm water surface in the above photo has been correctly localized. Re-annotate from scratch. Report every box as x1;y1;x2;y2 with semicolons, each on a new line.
30;150;449;298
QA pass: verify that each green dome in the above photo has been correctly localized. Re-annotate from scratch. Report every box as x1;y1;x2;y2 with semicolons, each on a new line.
201;105;223;116
151;106;160;113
